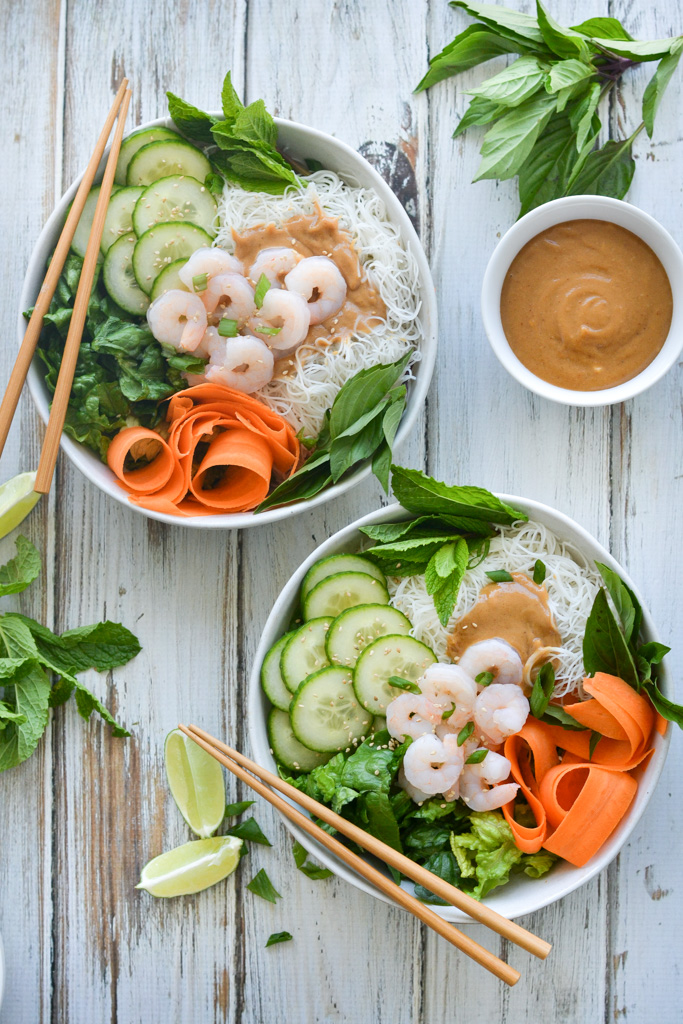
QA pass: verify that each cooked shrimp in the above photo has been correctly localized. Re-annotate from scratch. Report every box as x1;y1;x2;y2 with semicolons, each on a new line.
248;288;311;357
459;750;519;812
397;765;431;805
386;693;441;741
202;273;256;323
418;663;477;729
457;638;524;687
402;734;462;797
473;683;530;746
146;290;207;352
249;247;303;288
204;335;274;393
194;325;223;361
178;246;244;289
284;255;347;325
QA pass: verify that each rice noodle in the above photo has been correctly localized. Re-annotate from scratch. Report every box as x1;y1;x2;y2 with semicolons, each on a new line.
386;519;602;698
214;171;422;434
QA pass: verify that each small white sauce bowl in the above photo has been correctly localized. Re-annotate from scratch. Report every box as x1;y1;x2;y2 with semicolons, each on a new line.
481;195;683;406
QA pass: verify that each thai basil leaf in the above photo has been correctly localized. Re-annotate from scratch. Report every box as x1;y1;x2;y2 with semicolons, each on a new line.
530;662;555;719
540;704;587;730
643;681;683;728
570;17;633;42
453;96;506;138
329;398;389;483
292;841;333;879
594;562;641;646
583;589;639;688
372;388;406;494
451;2;547;49
568;135;636;199
226;817;272;846
329;352;411;438
591;37;678;61
265;931;293;947
247;868;281;903
536;1;592;61
413;849;462;905
254;451;332;512
545;58;594;93
224;800;255;818
570;82;601;151
642;39;683;138
469;55;548;107
416;24;521;92
474;89;557;180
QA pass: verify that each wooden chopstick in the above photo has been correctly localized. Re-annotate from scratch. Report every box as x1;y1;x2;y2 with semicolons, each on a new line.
184;723;551;961
0;79;129;462
179;724;521;986
34;86;132;494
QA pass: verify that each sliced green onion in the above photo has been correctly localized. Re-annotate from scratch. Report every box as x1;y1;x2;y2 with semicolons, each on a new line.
218;318;238;338
465;749;487;765
486;570;513;583
475;671;494;687
457;721;474;745
192;273;208;292
533;559;547;585
442;703;456;721
388;675;421;694
257;325;282;336
254;273;270;308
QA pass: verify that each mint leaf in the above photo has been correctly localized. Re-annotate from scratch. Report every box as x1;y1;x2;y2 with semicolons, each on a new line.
0;660;51;771
425;538;469;626
226;817;272;846
73;680;129;737
0;616;39;659
221;71;244;123
232;100;278;150
416;24;521;92
390;466;525;525
0;536;41;597
292;841;333;879
166;91;216;145
247;868;281;903
0;701;26;728
643;40;683;138
265;931;292;947
12;615;142;674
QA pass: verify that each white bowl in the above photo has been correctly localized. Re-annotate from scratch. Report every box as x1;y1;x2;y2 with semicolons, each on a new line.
481;195;683;406
21;117;437;528
248;497;671;922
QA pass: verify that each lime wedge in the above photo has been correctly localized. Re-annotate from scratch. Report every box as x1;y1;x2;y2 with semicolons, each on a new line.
0;472;40;541
136;836;243;897
164;728;226;838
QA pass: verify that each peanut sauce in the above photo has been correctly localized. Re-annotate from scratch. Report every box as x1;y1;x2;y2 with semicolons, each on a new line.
231;208;386;352
447;572;561;666
500;219;673;391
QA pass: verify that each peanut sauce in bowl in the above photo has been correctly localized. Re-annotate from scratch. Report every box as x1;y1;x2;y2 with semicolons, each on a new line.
481;196;683;406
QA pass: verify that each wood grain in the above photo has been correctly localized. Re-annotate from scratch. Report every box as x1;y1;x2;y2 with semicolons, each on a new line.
0;0;681;1021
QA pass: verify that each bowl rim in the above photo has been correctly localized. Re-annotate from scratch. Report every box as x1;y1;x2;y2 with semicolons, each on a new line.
481;194;683;407
22;114;437;528
247;495;671;921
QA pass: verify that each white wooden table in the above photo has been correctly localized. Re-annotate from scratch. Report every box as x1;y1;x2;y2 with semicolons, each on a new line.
1;1;681;1021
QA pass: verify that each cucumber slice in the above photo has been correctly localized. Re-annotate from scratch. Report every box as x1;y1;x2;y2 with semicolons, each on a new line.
280;617;332;694
353;635;437;716
101;186;144;254
116;126;181;185
267;708;333;772
127;139;212;187
132;175;217;236
303;571;389;621
102;233;150;316
261;632;295;712
132;222;212;294
326;604;412;667
302;553;386;599
290;667;373;753
70;186;106;260
150;258;190;300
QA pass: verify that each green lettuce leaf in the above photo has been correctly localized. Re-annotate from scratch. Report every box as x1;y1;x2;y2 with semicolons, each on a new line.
449;810;555;900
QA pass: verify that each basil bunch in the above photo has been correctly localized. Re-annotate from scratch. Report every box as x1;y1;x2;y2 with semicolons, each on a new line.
417;1;683;213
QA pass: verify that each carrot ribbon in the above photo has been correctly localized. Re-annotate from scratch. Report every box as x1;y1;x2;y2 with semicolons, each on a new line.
106;383;300;516
503;673;656;866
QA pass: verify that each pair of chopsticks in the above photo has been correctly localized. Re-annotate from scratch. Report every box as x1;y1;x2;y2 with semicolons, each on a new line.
0;79;132;493
180;724;552;987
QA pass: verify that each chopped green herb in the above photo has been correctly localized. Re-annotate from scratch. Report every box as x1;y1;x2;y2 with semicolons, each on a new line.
225;817;272;846
442;704;456;721
475;671;494;687
266;931;293;947
254;273;270;308
224;800;255;818
192;273;208;292
533;559;547;585
388;675;421;694
466;749;488;765
217;317;238;338
247;867;281;903
588;730;602;760
486;570;513;583
457;721;474;746
293;841;333;879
